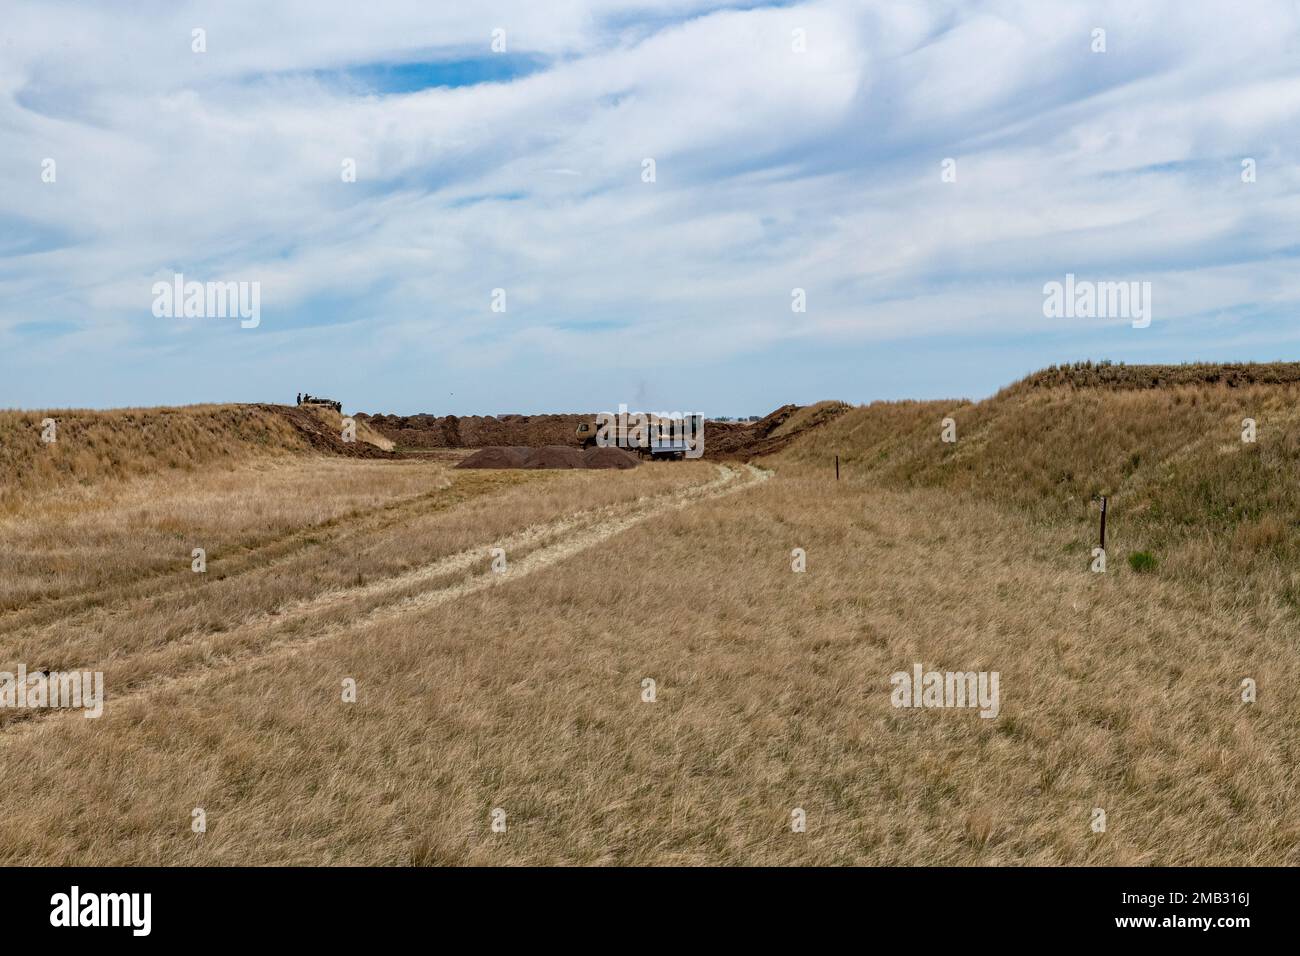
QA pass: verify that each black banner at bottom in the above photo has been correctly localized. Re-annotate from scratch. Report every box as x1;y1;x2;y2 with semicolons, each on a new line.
2;866;1271;941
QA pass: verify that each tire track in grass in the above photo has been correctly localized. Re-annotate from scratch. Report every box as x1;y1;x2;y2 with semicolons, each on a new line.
0;469;525;640
0;465;770;739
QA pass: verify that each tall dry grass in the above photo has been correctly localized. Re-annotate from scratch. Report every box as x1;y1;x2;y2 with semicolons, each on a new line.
0;406;309;508
0;460;1292;864
0;376;1295;865
0;403;392;514
776;382;1300;607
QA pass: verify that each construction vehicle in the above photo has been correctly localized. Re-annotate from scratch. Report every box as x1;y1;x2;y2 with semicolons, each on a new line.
297;393;342;413
576;413;703;460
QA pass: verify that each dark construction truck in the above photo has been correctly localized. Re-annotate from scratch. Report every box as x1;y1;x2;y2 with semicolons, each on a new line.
575;413;703;460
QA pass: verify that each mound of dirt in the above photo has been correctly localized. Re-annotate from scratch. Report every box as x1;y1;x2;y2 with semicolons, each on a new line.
455;446;531;468
457;445;640;470
523;446;587;469
582;446;640;469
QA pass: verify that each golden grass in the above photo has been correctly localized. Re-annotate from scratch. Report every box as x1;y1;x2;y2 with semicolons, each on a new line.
0;459;1293;864
0;381;1295;865
777;383;1300;599
0;403;393;515
0;405;310;508
768;400;852;439
1010;359;1300;392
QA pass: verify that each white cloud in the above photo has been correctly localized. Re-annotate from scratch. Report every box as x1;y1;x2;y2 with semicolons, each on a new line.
3;0;1300;412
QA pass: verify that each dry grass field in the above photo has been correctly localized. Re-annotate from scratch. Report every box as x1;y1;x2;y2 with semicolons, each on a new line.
1;374;1296;865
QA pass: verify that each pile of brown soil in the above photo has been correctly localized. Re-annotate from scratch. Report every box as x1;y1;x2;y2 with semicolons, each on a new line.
523;446;587;469
457;445;640;470
582;446;640;469
454;446;531;468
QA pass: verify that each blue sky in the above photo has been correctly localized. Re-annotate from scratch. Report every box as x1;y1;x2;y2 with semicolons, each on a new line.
3;0;1300;416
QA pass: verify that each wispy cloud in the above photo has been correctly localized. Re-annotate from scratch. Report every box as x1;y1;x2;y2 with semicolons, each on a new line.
3;0;1300;413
